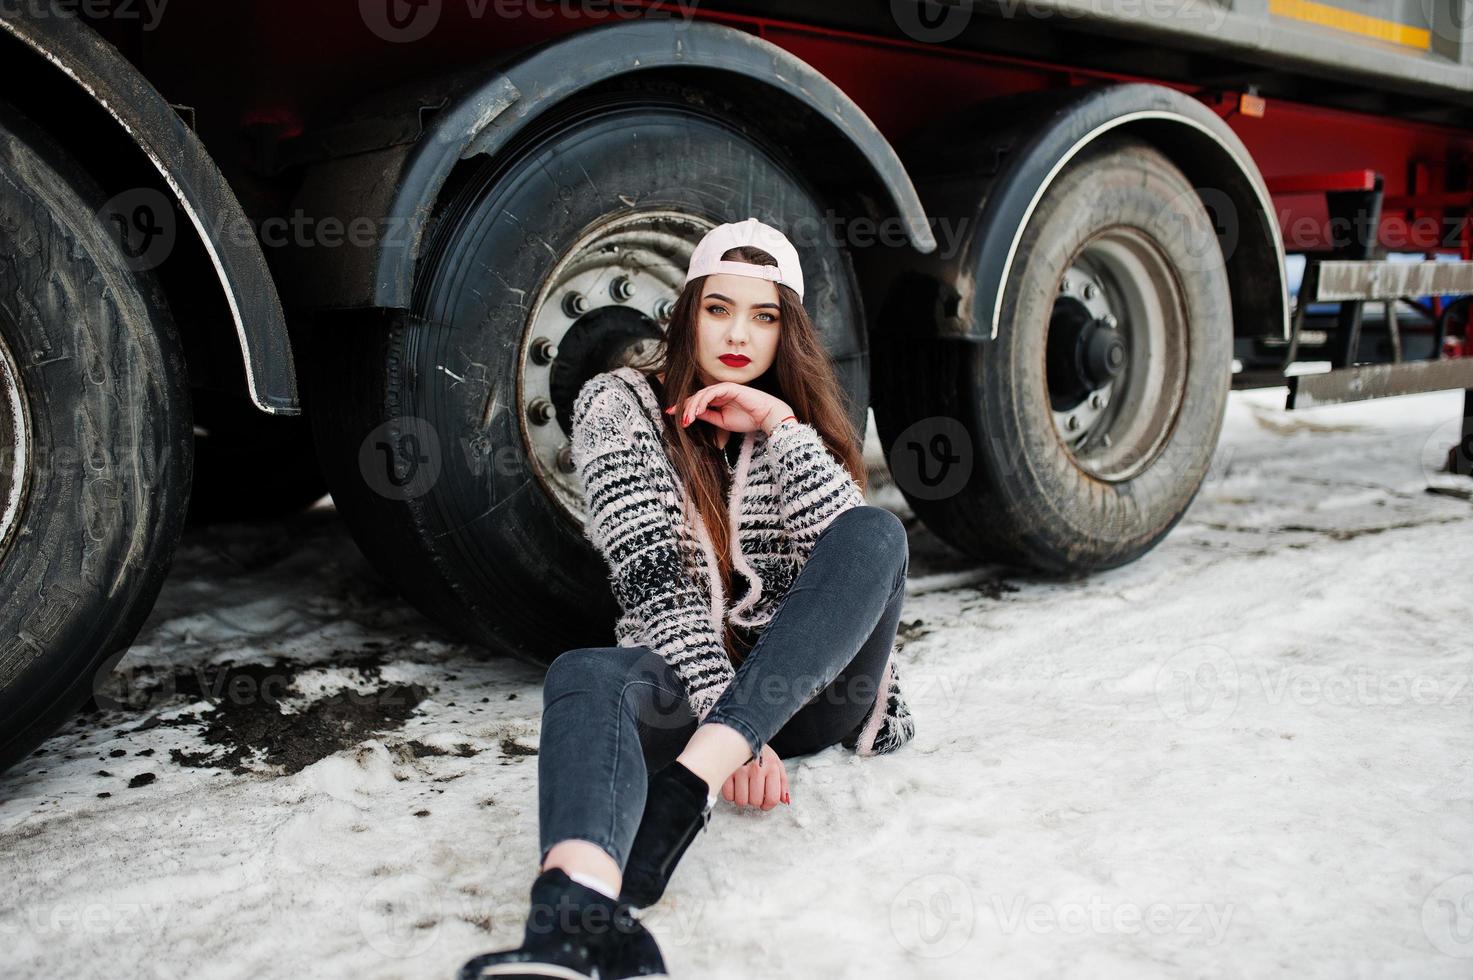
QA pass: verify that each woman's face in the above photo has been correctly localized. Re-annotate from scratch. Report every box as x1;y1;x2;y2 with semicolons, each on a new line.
692;272;782;387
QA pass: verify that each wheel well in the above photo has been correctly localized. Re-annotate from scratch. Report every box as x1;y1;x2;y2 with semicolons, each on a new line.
1112;115;1290;342
0;29;253;409
427;67;902;294
876;82;1290;348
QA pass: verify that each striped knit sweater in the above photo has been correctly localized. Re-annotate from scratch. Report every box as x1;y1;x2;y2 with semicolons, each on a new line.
569;365;915;757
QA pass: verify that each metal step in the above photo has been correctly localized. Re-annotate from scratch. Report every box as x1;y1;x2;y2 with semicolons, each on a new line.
1314;260;1473;301
1285;357;1473;409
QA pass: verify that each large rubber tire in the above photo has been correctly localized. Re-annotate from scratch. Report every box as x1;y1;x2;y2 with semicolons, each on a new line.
185;387;327;525
875;135;1233;572
0;101;194;772
304;82;868;665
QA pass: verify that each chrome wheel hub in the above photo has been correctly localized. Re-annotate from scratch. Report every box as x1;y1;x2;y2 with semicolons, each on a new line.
520;210;715;516
1046;228;1189;482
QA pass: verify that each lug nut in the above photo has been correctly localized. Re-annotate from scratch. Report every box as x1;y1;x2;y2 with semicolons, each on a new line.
528;398;557;425
562;292;588;317
1066;415;1079;431
655;299;674;321
531;337;558;365
1083;283;1098;300
610;276;636;302
556;444;576;473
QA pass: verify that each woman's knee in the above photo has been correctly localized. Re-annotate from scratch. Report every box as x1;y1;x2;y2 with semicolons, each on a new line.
543;645;674;709
832;506;908;574
543;646;638;703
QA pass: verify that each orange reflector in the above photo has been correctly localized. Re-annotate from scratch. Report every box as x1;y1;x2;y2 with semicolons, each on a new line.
1239;92;1266;117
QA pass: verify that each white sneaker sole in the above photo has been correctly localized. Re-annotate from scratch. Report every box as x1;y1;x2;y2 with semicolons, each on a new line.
473;963;593;979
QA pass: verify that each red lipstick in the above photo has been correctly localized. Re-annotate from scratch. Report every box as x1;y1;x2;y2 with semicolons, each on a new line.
719;353;750;366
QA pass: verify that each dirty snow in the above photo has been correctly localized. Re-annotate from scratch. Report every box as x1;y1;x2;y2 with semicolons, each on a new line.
1;386;1470;979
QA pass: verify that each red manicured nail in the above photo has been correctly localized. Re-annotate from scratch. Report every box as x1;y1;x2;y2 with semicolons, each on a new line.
782;791;790;804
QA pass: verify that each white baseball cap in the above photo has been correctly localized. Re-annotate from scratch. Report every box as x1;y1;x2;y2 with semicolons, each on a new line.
683;217;804;301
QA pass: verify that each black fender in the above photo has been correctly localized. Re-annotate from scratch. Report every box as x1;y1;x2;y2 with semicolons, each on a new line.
0;4;299;415
284;17;937;312
872;82;1288;345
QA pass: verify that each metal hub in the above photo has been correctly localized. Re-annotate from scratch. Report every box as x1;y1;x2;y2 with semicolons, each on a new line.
0;324;31;562
520;210;716;516
1046;227;1189;482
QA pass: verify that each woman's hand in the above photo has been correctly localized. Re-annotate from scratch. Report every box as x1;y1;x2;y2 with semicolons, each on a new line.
665;383;794;436
721;744;790;810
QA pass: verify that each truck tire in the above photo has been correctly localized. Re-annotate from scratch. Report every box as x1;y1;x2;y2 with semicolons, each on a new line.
0;101;193;771
304;83;867;664
875;135;1232;572
185;388;327;525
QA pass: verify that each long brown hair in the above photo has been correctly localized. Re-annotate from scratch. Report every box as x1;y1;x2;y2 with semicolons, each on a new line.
625;244;867;667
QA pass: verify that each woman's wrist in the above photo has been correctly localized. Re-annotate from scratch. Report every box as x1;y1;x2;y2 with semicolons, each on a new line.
763;403;797;436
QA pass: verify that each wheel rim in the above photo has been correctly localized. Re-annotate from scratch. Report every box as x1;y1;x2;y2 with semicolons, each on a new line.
0;323;30;562
520;209;716;516
1045;226;1189;482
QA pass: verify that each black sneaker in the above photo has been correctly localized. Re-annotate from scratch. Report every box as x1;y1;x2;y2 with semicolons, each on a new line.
618;759;714;909
594;913;671;980
458;867;633;979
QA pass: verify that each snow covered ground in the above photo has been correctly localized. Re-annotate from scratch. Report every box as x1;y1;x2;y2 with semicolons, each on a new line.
1;385;1470;980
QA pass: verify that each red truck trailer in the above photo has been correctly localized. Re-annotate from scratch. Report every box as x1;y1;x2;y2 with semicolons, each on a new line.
1;0;1469;770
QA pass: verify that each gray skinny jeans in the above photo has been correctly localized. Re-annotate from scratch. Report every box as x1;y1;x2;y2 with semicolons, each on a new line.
538;504;909;870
